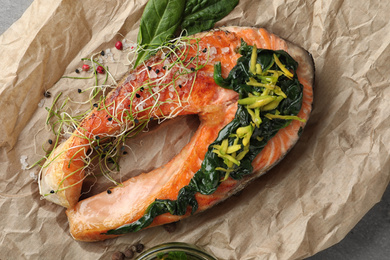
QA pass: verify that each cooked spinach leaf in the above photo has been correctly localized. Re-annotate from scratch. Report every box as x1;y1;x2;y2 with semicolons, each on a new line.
182;0;239;35
134;0;186;68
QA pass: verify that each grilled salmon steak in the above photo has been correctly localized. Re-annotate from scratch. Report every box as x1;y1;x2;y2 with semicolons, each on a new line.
40;26;314;241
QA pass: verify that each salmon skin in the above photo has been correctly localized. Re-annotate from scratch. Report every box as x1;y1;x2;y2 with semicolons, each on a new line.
42;26;314;241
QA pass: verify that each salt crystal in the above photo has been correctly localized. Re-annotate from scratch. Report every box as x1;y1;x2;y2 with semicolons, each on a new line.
210;47;217;56
149;70;157;78
38;98;45;108
109;54;115;63
123;39;136;50
20;155;28;170
30;171;38;181
221;47;230;54
176;77;185;85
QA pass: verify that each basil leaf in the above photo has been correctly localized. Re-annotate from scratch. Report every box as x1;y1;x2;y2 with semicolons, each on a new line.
134;0;186;68
182;0;239;35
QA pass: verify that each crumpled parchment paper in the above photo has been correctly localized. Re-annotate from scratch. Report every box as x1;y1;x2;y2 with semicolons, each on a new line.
1;0;389;259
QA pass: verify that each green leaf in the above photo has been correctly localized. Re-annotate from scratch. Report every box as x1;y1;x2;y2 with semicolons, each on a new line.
182;0;239;35
134;0;186;68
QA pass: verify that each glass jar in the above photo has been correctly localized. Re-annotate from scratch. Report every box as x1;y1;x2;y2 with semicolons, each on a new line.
135;242;217;260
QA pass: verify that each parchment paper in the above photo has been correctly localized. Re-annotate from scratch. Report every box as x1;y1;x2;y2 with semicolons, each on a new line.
1;0;389;259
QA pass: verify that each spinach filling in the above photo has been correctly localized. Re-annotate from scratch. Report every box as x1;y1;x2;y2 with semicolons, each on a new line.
105;40;304;235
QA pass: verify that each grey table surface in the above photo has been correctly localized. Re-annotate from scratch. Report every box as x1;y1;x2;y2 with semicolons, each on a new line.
1;1;389;259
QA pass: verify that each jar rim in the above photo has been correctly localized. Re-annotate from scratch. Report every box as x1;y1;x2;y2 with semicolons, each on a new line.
135;242;217;260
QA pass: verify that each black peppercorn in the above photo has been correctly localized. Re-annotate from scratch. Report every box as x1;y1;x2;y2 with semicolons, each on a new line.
136;93;141;98
163;222;177;233
107;189;112;194
100;50;105;56
78;89;82;93
124;248;134;258
202;48;207;53
147;66;152;71
75;68;80;74
48;139;53;144
44;91;51;98
135;243;144;253
108;117;112;121
155;69;160;74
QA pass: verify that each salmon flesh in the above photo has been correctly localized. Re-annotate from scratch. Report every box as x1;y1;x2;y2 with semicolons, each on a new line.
40;27;314;241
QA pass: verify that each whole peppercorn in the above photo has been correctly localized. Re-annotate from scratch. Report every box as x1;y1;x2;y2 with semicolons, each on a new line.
135;243;144;253
96;66;105;74
44;91;51;98
111;251;124;260
163;222;177;233
123;248;134;258
115;41;123;50
82;64;90;71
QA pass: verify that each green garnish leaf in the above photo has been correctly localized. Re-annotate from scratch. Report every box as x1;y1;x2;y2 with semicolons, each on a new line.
134;0;186;68
134;0;240;68
182;0;239;35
